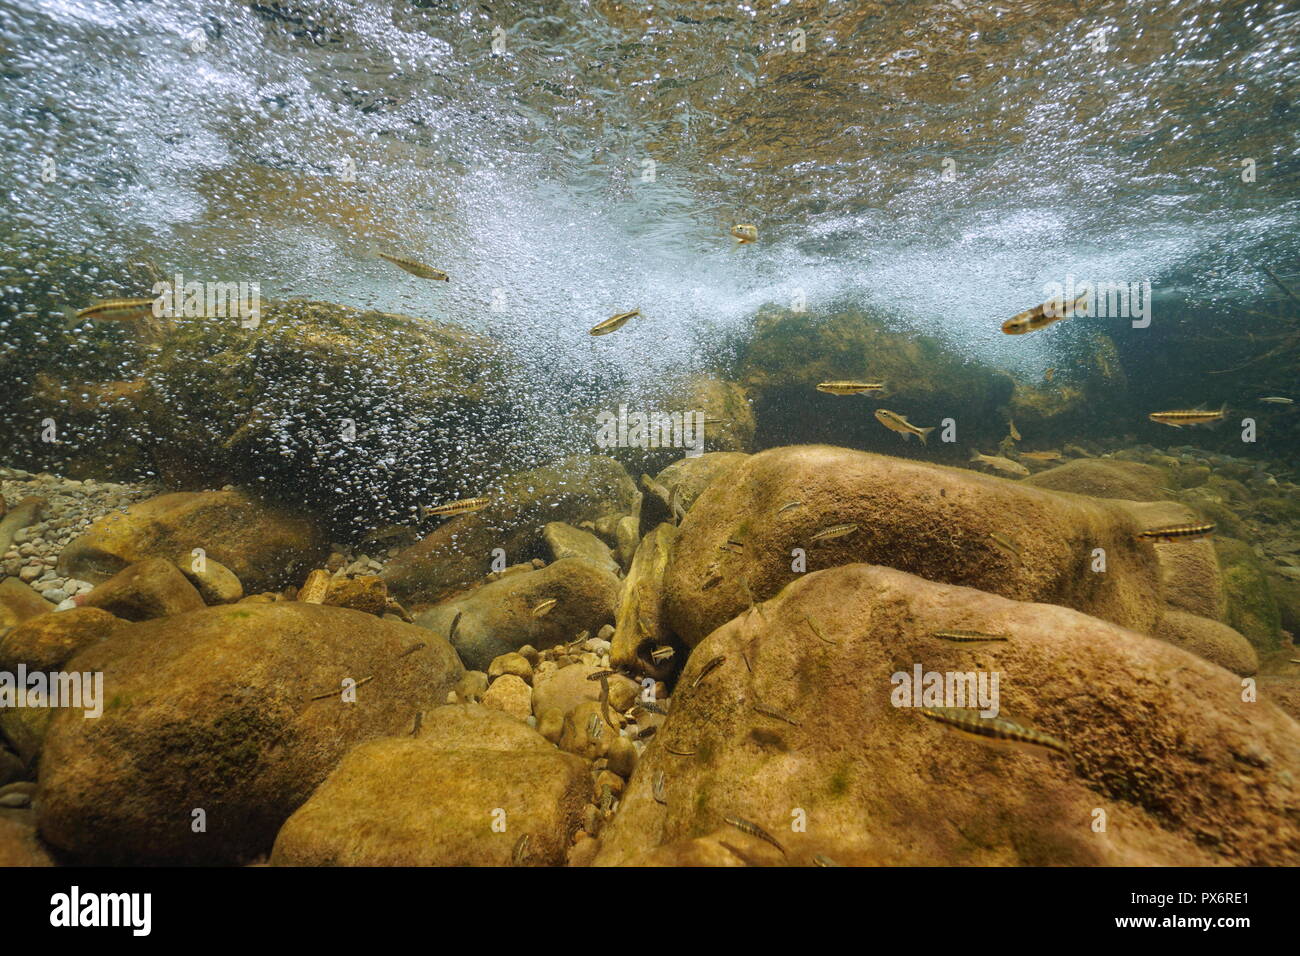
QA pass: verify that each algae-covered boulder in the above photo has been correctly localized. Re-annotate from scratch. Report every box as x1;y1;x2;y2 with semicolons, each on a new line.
737;307;1011;454
384;456;637;602
542;522;619;575
595;564;1300;867
57;489;328;593
0;578;55;629
1215;538;1282;653
1023;459;1169;501
136;299;517;533
655;452;749;513
663;445;1163;648
36;603;463;865
611;522;680;677
79;557;206;621
412;558;620;671
1155;611;1258;676
682;376;755;453
269;704;589;866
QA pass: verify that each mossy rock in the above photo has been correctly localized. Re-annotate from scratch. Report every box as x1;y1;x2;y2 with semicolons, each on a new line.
1269;575;1300;636
1214;538;1282;653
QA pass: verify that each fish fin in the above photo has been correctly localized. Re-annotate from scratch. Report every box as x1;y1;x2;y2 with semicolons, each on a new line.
61;307;83;331
969;451;982;462
918;426;935;446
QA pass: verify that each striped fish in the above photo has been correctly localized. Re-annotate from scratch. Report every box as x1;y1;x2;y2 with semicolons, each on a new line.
589;308;640;336
1001;292;1090;335
932;629;1010;644
1148;406;1226;428
377;251;449;280
424;496;491;517
1137;522;1215;543
811;523;858;542
917;706;1070;759
75;298;156;322
817;381;885;396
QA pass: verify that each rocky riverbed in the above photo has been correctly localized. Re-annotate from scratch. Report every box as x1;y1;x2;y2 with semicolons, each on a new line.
1;439;1298;867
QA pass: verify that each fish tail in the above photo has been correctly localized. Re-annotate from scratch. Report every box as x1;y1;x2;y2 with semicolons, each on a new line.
918;425;935;446
969;450;981;462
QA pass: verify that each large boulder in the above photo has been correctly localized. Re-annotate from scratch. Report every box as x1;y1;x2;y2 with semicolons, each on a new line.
79;558;206;622
1215;538;1282;653
384;456;638;603
413;558;620;671
595;564;1300;866
1023;459;1169;501
663;445;1164;648
610;522;679;677
654;452;749;513
36;603;463;864
0;578;55;629
1155;611;1258;676
542;522;619;575
269;704;590;866
57;489;328;593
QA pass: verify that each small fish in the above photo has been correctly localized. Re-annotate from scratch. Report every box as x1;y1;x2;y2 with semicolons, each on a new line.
804;616;837;644
599;784;616;815
731;223;758;244
813;853;842;867
875;408;935;445
636;699;670;716
448;611;463;643
589;308;640;336
532;598;558;618
1044;368;1055;383
650;645;675;664
653;770;667;804
933;629;1010;644
75;298;156;322
1148;406;1227;428
424;496;491;517
1008;419;1021;441
409;710;424;736
665;743;696;756
778;500;804;514
811;523;859;542
970;452;1030;476
917;706;1070;759
723;815;788;857
1137;522;1215;543
692;654;726;689
753;700;801;726
989;532;1022;561
719;539;744;555
512;832;530;865
586;711;604;741
817;381;886;396
1001;292;1090;335
1260;396;1294;405
1019;449;1062;461
377;251;449;280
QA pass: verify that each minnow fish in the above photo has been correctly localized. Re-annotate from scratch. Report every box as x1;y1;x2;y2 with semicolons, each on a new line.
589;308;640;336
586;711;604;740
448;610;463;643
1260;396;1294;405
512;832;530;865
917;706;1070;759
532;598;558;618
933;629;1010;643
1001;292;1090;335
1008;419;1021;441
778;500;804;514
813;853;842;867
424;496;491;517
1148;406;1227;428
75;298;156;322
1044;368;1055;382
1019;449;1062;461
731;223;758;244
723;815;788;857
665;743;696;756
719;540;744;554
875;408;935;445
587;669;615;728
753;700;801;726
692;654;726;689
811;523;858;541
989;532;1022;561
817;381;886;396
970;452;1029;476
1137;522;1215;543
804;616;837;644
636;699;670;716
650;645;675;664
653;770;667;804
377;251;449;280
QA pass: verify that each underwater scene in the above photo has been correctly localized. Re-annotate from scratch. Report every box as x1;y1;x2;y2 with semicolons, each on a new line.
1;0;1299;877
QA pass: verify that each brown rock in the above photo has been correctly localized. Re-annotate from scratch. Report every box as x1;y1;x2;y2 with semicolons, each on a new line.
481;674;532;722
36;602;463;864
80;558;206;622
595;564;1300;867
611;522;679;677
1156;611;1258;676
1022;459;1169;501
0;816;54;867
0;578;55;629
532;661;603;720
324;575;387;616
174;552;243;604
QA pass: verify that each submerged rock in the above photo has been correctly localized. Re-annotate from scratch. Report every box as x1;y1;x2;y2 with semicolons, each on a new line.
0;578;55;629
58;489;328;593
174;552;243;605
1155;611;1258;676
79;557;206;622
384;456;637;603
412;557;620;671
1022;459;1170;501
663;445;1164;648
1215;538;1282;653
269;705;589;866
610;522;679;677
36;603;463;865
542;521;619;574
596;564;1300;866
0;816;53;867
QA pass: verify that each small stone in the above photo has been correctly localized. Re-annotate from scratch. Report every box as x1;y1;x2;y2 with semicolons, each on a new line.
605;735;637;778
537;708;564;745
487;652;533;684
480;674;532;722
454;671;489;704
